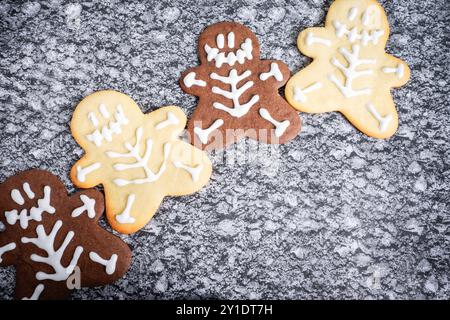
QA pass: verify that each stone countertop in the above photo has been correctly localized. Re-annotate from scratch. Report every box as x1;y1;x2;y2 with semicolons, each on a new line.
0;0;449;299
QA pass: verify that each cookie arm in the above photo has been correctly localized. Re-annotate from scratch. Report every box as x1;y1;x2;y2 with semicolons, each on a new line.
68;189;104;223
297;27;335;58
70;155;105;189
380;54;411;88
258;60;290;87
179;66;210;96
0;233;18;267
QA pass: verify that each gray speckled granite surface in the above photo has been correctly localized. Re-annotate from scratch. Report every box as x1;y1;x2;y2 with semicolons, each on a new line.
0;0;449;300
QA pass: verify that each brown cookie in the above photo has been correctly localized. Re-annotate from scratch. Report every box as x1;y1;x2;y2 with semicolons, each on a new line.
0;169;132;300
180;21;301;150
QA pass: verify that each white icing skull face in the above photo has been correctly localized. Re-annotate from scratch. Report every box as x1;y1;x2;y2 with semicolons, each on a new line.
327;1;389;47
199;24;260;68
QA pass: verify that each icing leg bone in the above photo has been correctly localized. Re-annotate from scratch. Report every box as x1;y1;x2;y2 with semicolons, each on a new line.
259;108;290;138
366;103;392;132
115;194;136;224
22;284;45;300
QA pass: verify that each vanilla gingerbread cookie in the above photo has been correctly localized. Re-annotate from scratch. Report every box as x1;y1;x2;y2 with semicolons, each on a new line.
180;21;301;150
0;169;132;300
285;0;410;138
70;90;212;234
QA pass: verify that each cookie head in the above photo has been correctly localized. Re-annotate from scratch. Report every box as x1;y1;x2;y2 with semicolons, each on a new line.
198;21;261;68
326;0;390;47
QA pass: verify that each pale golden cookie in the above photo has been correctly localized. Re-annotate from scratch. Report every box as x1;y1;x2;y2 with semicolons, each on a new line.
285;0;410;139
70;90;212;234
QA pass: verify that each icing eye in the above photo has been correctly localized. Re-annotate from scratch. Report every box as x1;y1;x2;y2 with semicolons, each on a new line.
362;5;381;27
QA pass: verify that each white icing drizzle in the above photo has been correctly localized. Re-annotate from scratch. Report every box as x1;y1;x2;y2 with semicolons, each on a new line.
382;64;405;79
348;7;358;21
194;119;224;145
205;37;253;68
71;195;96;219
76;162;101;183
23;183;35;199
106;127;171;186
5;186;56;229
305;32;332;47
88;112;99;127
86;105;129;147
228;32;235;48
216;33;225;49
366;103;393;132
22;284;45;300
173;161;203;182
259;63;283;81
11;189;25;205
362;6;378;26
0;242;16;263
183;72;207;88
116;194;136;224
211;69;260;118
328;44;376;98
99;104;110;118
89;252;118;275
259;108;290;138
293;82;323;103
332;21;384;46
21;220;84;281
155;111;180;130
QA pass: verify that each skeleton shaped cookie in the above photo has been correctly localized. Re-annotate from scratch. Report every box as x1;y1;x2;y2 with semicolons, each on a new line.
0;169;132;300
285;0;410;138
180;22;301;150
70;90;212;234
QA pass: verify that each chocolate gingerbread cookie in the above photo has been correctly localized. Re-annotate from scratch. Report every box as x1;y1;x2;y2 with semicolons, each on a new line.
180;21;301;150
0;169;132;300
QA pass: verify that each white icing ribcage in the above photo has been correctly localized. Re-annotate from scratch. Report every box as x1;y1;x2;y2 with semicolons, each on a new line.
183;72;206;88
173;161;204;182
0;242;16;263
115;194;136;224
22;284;45;300
5;185;56;229
106;127;171;186
21;220;84;281
259;108;290;138
332;20;384;46
293;82;323;103
155;111;180;130
205;36;253;68
86;105;129;147
328;44;376;98
194;119;224;145
259;63;283;81
366;103;393;132
211;69;260;118
71;195;96;219
76;162;101;183
89;252;118;275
